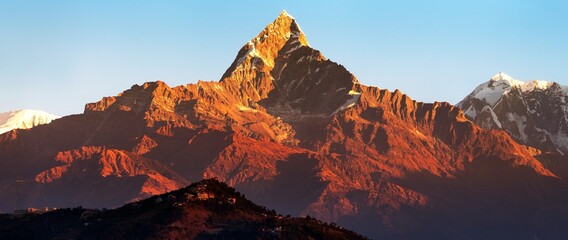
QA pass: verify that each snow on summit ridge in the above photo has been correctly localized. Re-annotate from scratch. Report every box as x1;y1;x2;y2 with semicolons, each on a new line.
490;72;557;93
458;73;568;154
462;72;562;107
490;72;521;85
0;109;60;134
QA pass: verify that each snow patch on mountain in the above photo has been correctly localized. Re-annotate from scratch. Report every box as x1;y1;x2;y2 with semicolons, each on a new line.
331;90;361;116
238;106;259;112
0;110;60;134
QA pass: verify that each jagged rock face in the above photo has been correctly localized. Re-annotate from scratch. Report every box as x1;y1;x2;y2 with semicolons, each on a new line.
458;72;568;154
220;10;309;102
1;11;568;240
220;10;359;119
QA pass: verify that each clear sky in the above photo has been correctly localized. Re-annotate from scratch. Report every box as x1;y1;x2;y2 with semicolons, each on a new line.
1;0;567;116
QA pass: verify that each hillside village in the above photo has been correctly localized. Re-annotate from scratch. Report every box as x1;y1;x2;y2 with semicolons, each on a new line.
0;179;367;240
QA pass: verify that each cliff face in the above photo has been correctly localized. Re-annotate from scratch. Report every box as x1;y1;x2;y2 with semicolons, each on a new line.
1;11;567;239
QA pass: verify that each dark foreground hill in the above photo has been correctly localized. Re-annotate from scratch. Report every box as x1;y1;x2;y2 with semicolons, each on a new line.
0;179;366;240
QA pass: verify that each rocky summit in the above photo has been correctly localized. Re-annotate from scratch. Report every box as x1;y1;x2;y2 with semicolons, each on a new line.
1;11;568;239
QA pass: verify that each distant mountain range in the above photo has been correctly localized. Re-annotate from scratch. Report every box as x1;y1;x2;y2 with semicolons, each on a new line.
1;11;568;240
0;110;59;134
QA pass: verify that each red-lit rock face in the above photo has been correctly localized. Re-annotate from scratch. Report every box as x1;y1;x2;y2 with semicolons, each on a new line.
0;10;566;239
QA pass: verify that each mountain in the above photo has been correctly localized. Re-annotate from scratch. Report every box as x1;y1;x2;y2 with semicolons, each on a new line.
0;110;60;134
1;11;568;239
457;72;568;155
0;179;367;240
457;72;568;181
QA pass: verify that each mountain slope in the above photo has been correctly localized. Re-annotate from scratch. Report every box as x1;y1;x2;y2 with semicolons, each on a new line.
0;179;367;240
457;72;568;154
1;11;568;239
0;110;60;134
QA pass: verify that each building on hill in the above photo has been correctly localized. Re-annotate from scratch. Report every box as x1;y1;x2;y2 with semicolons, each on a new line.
197;192;215;200
13;207;57;215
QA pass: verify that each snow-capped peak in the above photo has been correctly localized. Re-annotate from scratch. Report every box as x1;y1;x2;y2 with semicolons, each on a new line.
458;73;568;155
0;109;60;134
491;72;514;82
489;72;556;92
521;80;554;92
457;73;566;117
490;72;524;87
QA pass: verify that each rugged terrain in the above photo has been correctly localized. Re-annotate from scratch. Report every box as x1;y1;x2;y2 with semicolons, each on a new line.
458;72;568;180
0;179;365;240
458;72;568;154
1;11;568;239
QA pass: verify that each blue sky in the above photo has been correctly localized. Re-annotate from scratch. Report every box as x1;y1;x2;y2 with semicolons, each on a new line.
1;0;567;116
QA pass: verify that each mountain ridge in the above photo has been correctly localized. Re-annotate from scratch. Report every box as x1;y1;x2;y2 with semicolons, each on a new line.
1;11;568;239
457;72;568;155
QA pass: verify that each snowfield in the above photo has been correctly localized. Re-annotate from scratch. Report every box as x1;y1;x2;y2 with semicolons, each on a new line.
0;110;60;134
